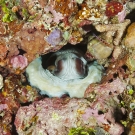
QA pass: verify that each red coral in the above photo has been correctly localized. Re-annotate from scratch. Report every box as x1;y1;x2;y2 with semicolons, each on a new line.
105;1;123;17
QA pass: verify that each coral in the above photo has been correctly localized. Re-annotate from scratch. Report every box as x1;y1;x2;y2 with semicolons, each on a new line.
79;20;92;31
0;73;41;134
126;1;135;12
86;34;114;60
0;20;7;35
95;19;131;45
85;78;126;106
0;0;134;134
0;0;34;23
15;97;124;135
112;46;123;60
46;29;63;46
10;55;28;70
77;2;107;24
84;78;126;135
68;127;95;135
101;56;127;83
15;27;51;62
6;38;20;58
2;74;41;103
117;6;126;23
0;0;18;23
38;0;48;8
105;1;123;17
0;38;8;60
124;22;135;48
128;123;135;135
0;93;20;135
44;6;64;24
53;0;78;16
68;30;84;45
126;50;135;71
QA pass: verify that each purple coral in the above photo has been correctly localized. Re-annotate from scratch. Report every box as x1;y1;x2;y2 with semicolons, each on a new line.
46;29;62;46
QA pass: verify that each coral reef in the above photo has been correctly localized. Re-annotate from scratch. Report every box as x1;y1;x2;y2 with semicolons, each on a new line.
15;95;124;135
0;0;135;134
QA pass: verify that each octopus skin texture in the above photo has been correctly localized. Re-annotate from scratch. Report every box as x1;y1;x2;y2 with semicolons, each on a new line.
26;49;103;98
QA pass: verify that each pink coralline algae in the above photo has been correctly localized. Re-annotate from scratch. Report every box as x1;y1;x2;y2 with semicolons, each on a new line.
0;0;135;134
82;108;108;124
10;55;28;70
44;6;64;24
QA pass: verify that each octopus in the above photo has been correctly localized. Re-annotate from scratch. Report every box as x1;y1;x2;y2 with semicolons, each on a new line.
26;47;103;98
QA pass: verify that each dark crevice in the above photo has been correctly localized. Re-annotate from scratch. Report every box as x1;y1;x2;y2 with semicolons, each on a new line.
41;43;88;70
18;49;26;55
11;114;18;135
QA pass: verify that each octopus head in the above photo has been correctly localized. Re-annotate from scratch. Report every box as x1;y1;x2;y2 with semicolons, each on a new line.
26;47;103;97
46;48;87;80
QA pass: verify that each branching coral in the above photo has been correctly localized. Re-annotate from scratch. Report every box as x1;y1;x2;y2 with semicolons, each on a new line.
95;19;131;46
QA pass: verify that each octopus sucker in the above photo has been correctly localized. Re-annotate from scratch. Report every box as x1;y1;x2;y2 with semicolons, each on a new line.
26;48;103;98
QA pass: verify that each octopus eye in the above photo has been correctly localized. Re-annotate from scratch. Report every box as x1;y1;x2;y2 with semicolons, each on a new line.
75;58;86;77
55;59;63;73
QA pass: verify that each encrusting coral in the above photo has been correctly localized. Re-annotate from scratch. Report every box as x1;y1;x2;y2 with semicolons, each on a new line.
124;22;135;48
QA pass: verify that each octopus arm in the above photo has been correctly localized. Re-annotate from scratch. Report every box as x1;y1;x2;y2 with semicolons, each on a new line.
26;58;103;98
